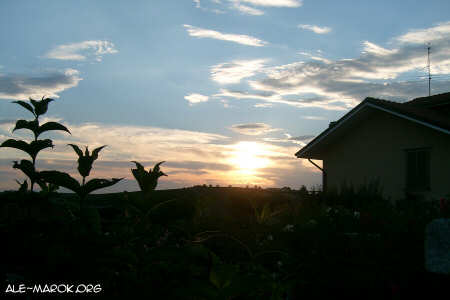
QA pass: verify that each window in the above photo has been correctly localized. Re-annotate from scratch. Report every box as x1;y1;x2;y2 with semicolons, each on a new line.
405;148;430;191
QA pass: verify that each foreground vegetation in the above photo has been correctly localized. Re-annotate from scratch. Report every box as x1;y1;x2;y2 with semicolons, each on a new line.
1;186;448;298
1;97;449;298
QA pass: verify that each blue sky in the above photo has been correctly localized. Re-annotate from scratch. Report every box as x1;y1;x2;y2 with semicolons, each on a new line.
1;0;450;191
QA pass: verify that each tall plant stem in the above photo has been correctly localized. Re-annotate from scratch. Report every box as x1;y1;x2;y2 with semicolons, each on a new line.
80;177;86;211
30;116;39;192
30;156;36;192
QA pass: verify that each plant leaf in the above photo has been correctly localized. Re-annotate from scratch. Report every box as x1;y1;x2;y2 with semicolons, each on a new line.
152;161;166;174
29;139;54;160
131;161;146;191
39;170;81;194
30;97;53;116
80;178;123;198
12;100;35;117
1;139;29;152
13;159;37;180
12;119;39;134
68;144;83;157
91;145;106;161
131;161;145;172
36;121;71;137
1;139;53;160
16;179;28;192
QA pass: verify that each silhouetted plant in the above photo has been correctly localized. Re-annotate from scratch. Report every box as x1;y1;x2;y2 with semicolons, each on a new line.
0;97;70;191
131;161;167;199
15;179;28;193
39;144;122;211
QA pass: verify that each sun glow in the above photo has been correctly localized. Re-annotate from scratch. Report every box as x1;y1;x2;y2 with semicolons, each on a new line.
227;141;271;174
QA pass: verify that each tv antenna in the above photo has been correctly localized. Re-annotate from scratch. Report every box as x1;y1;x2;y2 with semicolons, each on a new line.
427;44;431;96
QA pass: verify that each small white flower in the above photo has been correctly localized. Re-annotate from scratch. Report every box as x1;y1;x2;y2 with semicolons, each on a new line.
277;261;283;267
354;211;360;219
267;235;273;241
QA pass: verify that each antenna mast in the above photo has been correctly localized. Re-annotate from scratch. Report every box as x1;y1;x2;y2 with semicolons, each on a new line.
427;44;431;96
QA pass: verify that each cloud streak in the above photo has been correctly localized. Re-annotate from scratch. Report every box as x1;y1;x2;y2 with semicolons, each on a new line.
211;59;267;84
298;24;332;34
185;93;209;105
219;22;450;110
0;69;82;100
214;88;350;110
233;0;302;7
230;122;279;135
397;21;450;44
194;0;302;16
45;40;118;61
232;3;264;15
263;133;315;146
184;24;267;46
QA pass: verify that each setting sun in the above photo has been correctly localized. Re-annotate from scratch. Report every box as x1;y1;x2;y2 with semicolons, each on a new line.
227;142;271;174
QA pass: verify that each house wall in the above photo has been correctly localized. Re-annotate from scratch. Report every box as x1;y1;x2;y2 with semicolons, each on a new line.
322;109;450;201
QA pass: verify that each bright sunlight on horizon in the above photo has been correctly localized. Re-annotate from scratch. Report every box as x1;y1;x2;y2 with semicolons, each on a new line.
228;142;271;174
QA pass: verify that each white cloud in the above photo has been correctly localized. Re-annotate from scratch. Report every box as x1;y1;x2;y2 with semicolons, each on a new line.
302;115;326;120
184;24;267;46
185;93;209;105
211;59;267;84
45;40;118;61
298;24;332;34
0;118;228;162
362;41;398;56
396;21;450;44
223;22;450;110
234;0;302;7
263;133;315;146
227;0;301;15
230;122;279;135
298;51;331;63
194;0;301;16
232;3;264;15
0;68;82;100
215;88;350;110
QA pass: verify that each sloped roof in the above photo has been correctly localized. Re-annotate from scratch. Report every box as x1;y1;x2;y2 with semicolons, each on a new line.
296;93;450;159
405;92;450;108
365;97;450;131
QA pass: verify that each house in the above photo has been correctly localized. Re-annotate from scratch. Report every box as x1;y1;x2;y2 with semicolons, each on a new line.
295;92;450;202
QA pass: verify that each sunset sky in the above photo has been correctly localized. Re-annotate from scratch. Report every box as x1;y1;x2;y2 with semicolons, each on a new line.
1;0;450;192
